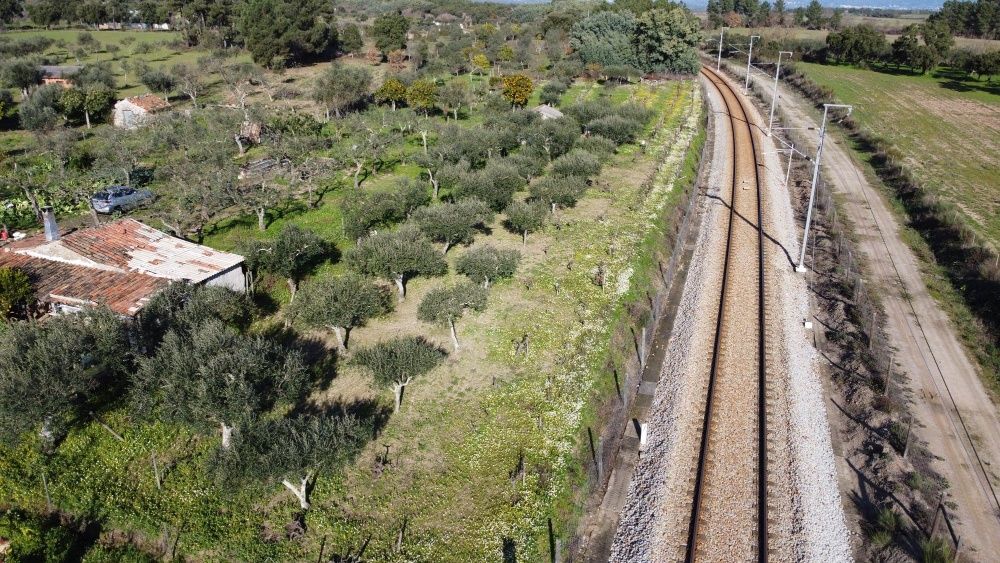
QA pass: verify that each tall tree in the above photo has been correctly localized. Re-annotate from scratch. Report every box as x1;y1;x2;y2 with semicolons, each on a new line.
374;77;407;110
633;6;702;74
352;336;445;412
371;12;410;54
237;0;335;68
412;198;493;253
570;11;640;69
287;274;393;352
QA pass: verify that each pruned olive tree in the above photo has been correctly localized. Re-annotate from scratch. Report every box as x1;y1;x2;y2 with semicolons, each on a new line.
0;308;132;448
412;198;493;253
529;175;588;213
345;225;447;301
212;413;372;510
239;225;331;301
352;336;445;412
456;245;520;288
550;149;601;179
287;274;393;352
417;282;488;352
504;201;547;244
131;319;309;451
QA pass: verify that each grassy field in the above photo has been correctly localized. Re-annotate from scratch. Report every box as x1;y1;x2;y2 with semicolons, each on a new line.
1;29;253;99
796;62;1000;246
721;26;1000;52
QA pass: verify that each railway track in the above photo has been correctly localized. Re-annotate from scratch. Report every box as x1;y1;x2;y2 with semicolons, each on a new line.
684;66;769;562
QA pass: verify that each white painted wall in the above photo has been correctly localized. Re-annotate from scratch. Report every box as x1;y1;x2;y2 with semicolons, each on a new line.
201;264;246;292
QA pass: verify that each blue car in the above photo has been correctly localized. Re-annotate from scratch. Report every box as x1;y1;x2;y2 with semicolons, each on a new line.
91;186;155;214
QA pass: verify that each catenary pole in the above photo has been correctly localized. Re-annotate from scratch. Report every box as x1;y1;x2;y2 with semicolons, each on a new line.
784;143;795;189
767;51;793;136
716;27;727;71
797;103;853;272
744;35;760;93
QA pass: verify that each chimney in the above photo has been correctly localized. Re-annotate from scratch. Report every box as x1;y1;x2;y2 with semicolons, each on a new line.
42;206;59;242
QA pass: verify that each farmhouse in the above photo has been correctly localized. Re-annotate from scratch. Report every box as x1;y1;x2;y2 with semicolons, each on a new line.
0;209;245;316
40;65;81;87
113;93;171;129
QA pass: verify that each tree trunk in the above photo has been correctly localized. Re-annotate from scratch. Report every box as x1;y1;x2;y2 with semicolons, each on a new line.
221;422;234;450
421;131;428;155
483;277;490;289
84;109;91;129
551;202;557;214
442;240;451;254
331;325;348;352
391;100;396;111
394;275;405;301
427;169;439;200
88;204;100;227
522;230;528;245
353;162;363;189
282;474;311;510
22;187;42;221
234;134;246;156
453;108;458;120
325;108;330;121
287;278;298;302
393;382;405;412
449;318;460;352
256;207;266;231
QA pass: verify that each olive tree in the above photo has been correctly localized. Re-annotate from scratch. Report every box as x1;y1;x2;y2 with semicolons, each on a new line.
212;413;372;510
551;149;601;178
417;282;487;352
132;319;309;450
438;80;469;120
456;245;520;288
529;175;588;212
352;336;445;412
412;198;493;253
346;225;447;301
313;65;372;120
0;309;131;447
287;274;393;352
504;201;547;243
239;225;330;301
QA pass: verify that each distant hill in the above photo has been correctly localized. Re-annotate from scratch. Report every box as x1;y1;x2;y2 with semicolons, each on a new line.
482;0;946;9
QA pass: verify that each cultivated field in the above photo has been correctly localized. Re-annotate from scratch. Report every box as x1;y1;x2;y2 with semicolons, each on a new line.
796;62;1000;246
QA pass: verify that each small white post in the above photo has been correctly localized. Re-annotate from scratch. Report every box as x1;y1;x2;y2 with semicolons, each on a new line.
784;143;795;189
798;103;853;272
716;27;727;71
745;35;760;94
767;51;793;136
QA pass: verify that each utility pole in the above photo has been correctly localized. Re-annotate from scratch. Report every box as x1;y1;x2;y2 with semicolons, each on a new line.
767;51;793;136
716;27;728;71
797;103;853;272
744;35;760;93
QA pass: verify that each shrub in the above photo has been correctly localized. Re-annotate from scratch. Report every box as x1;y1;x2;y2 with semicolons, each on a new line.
529;175;588;211
504;200;548;243
577;135;617;160
539;81;568;105
588;114;643;145
0;266;32;320
551;149;601;178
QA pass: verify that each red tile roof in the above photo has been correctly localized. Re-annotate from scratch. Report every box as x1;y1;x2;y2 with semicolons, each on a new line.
0;250;168;316
16;219;244;284
125;93;171;113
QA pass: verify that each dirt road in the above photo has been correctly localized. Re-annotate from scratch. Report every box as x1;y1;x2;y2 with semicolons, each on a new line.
741;63;1000;559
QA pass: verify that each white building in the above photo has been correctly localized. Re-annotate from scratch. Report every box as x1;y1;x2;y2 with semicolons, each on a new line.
113;94;171;129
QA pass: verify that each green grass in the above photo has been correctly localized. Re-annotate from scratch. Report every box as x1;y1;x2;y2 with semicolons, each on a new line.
797;61;1000;246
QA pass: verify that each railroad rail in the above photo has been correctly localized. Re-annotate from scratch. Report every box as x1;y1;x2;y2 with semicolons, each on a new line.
684;66;769;562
